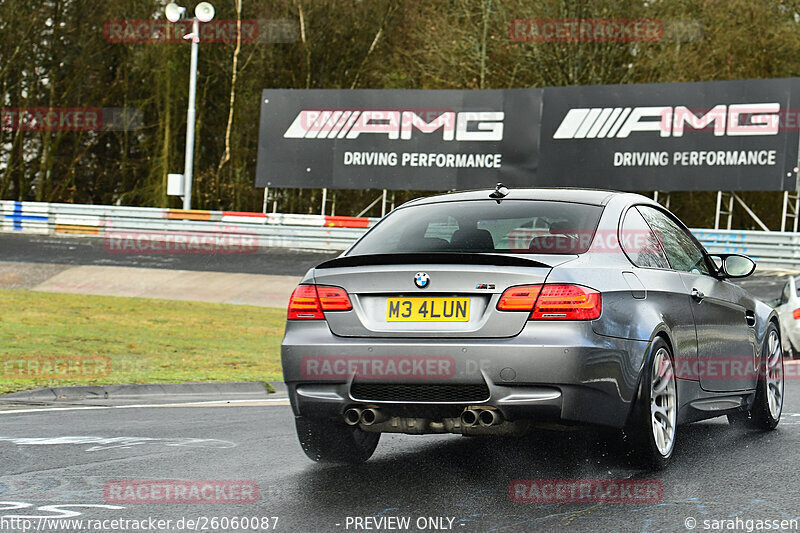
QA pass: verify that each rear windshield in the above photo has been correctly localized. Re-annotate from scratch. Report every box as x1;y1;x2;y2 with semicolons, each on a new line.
347;200;604;255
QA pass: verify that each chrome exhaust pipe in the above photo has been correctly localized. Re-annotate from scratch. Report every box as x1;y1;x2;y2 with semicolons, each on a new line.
478;409;502;427
360;408;386;426
460;408;479;427
344;408;363;426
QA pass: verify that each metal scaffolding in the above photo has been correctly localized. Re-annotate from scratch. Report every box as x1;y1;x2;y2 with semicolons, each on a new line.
714;191;770;231
781;188;800;233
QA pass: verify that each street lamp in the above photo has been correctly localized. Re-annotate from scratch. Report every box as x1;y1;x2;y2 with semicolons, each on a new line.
166;2;215;211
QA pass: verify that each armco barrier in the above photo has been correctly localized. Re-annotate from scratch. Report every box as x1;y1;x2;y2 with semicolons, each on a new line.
0;200;376;251
691;229;800;269
1;200;800;269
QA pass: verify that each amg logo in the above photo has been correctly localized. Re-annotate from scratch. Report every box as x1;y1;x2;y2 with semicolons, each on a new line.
283;110;504;141
553;103;780;139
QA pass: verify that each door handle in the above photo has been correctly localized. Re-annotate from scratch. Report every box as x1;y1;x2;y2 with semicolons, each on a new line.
691;288;705;302
745;310;756;327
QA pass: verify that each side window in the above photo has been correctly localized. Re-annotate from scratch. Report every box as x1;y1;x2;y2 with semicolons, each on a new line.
620;207;670;269
637;206;711;275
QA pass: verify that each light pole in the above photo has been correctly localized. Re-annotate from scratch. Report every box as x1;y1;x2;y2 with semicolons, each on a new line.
166;2;215;211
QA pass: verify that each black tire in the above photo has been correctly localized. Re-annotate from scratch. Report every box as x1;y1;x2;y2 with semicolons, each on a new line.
626;337;678;470
295;416;380;464
727;323;783;430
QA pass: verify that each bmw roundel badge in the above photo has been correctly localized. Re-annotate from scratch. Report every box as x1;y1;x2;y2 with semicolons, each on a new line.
414;272;430;289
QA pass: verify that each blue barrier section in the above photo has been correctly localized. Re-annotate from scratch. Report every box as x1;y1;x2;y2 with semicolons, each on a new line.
4;201;48;231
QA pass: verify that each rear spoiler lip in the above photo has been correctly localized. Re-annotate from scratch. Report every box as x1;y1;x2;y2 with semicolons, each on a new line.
315;252;561;270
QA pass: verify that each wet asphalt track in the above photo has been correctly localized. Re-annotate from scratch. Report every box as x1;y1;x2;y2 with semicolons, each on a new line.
1;391;800;532
0;231;796;294
0;233;338;276
2;232;800;532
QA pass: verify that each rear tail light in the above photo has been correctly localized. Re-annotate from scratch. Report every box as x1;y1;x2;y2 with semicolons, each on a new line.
316;286;352;311
288;285;352;320
496;285;543;311
288;285;323;319
497;284;602;320
793;308;800;320
530;284;602;320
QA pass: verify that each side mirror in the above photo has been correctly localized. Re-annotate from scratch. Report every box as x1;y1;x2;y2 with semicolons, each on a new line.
710;253;756;279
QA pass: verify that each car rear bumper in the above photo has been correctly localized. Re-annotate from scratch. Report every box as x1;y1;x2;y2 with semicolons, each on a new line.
281;321;649;429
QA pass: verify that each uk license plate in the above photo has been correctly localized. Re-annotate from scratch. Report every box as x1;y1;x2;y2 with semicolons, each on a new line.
386;298;470;322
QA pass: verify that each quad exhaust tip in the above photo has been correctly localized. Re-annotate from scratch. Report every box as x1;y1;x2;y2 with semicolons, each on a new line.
347;406;502;428
460;409;479;427
360;408;384;425
479;409;502;427
344;408;362;426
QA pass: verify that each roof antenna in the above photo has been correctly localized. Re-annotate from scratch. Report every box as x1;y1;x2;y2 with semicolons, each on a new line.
489;183;509;203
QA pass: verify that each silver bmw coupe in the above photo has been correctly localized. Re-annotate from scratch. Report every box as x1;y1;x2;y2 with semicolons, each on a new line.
281;187;783;468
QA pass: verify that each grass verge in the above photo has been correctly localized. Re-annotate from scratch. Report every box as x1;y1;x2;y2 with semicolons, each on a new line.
0;289;284;394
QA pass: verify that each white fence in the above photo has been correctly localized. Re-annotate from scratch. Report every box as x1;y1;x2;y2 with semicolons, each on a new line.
1;200;799;269
0;200;374;251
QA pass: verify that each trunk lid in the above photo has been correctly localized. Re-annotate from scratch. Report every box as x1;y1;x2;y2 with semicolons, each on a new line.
312;253;571;338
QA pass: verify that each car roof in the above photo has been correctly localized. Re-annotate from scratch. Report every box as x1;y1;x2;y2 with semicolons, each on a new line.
403;187;625;207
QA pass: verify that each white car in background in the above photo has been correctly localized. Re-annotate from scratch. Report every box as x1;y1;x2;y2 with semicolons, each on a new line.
772;277;800;358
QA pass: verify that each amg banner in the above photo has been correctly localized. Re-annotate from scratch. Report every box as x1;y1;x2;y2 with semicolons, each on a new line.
255;89;542;190
538;77;800;191
256;79;800;191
